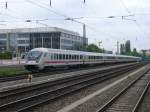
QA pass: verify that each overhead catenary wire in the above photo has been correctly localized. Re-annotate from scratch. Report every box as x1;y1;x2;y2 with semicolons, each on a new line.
25;0;67;18
119;0;150;41
134;20;150;38
0;0;149;44
119;0;131;14
0;0;67;26
27;0;138;43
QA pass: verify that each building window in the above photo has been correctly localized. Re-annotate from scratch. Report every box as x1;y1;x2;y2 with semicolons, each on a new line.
18;40;26;44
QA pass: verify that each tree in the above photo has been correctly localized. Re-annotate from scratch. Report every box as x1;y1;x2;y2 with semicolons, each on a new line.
0;51;12;59
125;40;131;53
120;44;125;54
85;44;103;53
132;48;138;56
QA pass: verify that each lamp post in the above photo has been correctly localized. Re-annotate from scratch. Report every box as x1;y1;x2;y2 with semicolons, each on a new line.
65;17;86;50
65;17;86;38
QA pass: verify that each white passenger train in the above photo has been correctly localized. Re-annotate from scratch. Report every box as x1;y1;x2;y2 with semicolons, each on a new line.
24;48;141;71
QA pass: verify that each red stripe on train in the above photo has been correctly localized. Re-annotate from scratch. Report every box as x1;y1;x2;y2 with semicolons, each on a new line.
44;61;82;63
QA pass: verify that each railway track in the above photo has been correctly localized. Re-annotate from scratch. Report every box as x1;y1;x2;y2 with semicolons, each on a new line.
0;63;127;82
96;65;150;112
135;75;150;112
0;63;143;112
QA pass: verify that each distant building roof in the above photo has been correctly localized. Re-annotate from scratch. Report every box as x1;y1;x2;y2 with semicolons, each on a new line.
0;27;80;36
141;49;150;56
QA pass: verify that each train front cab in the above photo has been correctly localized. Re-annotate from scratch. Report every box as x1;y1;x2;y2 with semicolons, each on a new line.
24;50;44;71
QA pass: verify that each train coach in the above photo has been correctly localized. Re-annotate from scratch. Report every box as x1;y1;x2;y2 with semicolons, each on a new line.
24;48;141;71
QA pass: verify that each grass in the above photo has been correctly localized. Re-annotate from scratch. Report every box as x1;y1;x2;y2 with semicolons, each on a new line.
0;67;29;77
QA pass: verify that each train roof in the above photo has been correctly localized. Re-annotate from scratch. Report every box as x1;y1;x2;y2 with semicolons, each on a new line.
30;48;141;59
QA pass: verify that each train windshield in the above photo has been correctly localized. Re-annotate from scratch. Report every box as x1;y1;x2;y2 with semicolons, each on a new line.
27;51;42;61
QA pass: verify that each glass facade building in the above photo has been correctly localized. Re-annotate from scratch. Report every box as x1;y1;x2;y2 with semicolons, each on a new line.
0;27;88;53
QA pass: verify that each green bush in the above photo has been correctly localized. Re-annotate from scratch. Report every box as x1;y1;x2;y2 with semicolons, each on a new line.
0;51;12;59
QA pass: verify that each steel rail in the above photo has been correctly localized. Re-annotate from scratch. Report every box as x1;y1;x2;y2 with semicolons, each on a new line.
1;64;138;99
0;63;139;82
0;63;140;98
132;80;150;112
95;66;150;112
0;64;142;112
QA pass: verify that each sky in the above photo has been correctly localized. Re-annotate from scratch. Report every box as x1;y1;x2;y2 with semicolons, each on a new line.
0;0;150;52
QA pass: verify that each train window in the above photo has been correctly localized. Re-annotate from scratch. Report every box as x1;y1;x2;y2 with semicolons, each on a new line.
54;54;56;60
72;55;74;59
106;56;110;59
96;56;98;59
56;54;58;60
92;56;93;59
76;55;79;59
66;55;69;59
109;56;115;59
59;54;62;60
54;54;59;60
75;55;77;59
49;53;52;59
69;55;71;59
51;54;54;60
74;55;76;59
43;53;47;57
76;55;78;59
62;54;65;59
58;54;60;60
80;55;83;59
